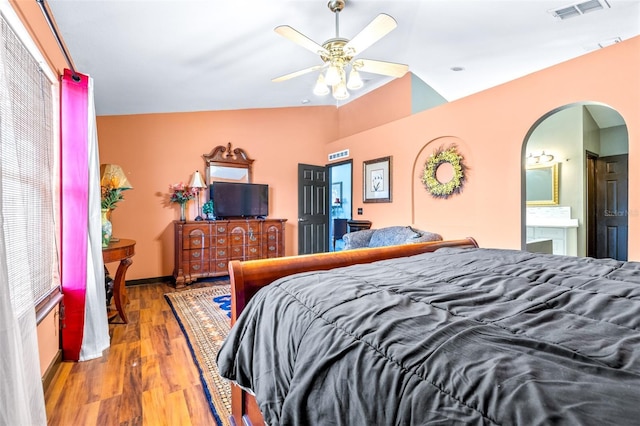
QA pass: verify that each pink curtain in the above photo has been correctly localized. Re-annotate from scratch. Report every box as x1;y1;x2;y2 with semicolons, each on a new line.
60;69;89;361
60;70;110;361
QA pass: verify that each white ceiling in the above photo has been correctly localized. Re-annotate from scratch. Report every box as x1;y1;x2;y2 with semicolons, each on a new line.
47;0;640;120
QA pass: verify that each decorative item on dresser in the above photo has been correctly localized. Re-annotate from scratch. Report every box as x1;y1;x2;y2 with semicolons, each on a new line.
173;219;286;288
169;182;197;221
188;170;207;220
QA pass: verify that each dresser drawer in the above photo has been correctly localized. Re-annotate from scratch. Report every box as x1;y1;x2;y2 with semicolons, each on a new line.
230;245;245;259
187;259;209;274
263;242;281;258
246;245;261;259
211;235;228;246
182;248;209;262
213;223;228;234
213;259;229;274
183;228;209;249
214;247;229;259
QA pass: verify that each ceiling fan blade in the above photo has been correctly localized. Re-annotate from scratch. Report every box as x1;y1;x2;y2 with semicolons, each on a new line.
275;25;330;57
272;65;324;82
357;59;409;78
344;14;397;56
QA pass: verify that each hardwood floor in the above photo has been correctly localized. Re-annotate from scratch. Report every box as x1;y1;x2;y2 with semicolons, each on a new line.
44;281;218;426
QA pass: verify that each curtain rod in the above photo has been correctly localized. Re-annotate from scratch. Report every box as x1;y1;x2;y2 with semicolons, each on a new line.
35;0;80;81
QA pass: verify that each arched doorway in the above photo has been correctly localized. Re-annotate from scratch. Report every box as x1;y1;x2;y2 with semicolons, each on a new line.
522;103;628;260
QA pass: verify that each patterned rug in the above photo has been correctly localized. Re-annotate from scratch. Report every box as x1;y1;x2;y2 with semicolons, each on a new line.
164;284;232;426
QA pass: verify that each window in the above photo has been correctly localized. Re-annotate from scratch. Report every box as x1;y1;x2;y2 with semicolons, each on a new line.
1;9;61;316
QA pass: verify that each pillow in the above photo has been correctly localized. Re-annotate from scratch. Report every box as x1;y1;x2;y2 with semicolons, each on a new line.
412;231;443;243
368;226;420;247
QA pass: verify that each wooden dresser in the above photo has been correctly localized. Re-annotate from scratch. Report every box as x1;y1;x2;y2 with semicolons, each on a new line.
174;218;286;288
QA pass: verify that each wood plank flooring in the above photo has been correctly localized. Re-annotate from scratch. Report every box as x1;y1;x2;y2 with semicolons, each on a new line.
44;282;218;426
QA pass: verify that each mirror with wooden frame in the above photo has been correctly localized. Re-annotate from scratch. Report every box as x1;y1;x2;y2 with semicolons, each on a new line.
526;163;559;205
203;143;254;189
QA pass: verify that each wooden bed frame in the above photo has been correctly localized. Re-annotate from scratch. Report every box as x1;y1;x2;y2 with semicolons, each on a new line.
226;237;478;426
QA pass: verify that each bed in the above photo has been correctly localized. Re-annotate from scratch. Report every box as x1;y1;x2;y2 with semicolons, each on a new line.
217;238;640;425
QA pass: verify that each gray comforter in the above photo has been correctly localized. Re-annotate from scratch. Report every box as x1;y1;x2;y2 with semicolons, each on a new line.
217;248;640;425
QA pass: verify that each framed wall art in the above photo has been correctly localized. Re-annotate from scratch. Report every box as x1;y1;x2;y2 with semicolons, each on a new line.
363;156;392;203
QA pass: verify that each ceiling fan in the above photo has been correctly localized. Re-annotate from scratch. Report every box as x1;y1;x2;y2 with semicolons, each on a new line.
272;0;409;101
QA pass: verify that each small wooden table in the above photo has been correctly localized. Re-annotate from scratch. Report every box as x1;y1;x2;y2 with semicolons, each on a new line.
102;239;135;323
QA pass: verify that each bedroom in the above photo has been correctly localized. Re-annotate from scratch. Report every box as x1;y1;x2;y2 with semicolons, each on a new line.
1;0;639;424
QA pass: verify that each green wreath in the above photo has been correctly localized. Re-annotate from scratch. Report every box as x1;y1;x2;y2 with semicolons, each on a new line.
421;145;467;199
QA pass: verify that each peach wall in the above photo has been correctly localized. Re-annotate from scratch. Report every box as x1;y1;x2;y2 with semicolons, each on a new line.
338;73;413;138
330;36;639;259
37;306;59;376
97;107;337;279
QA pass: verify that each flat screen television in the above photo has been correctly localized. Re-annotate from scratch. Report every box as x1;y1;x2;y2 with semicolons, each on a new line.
209;182;269;219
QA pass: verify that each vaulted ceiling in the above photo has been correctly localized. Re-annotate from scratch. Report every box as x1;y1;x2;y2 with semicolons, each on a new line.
48;0;640;119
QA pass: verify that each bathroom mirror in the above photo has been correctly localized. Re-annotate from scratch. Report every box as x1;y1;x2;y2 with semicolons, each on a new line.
203;143;254;186
526;163;559;205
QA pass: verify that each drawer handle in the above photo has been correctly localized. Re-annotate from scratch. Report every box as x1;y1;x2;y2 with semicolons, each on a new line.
269;246;275;251
192;252;200;258
192;264;200;271
218;238;225;244
250;247;258;254
218;250;226;256
268;235;275;240
217;227;225;232
218;262;226;268
192;238;202;246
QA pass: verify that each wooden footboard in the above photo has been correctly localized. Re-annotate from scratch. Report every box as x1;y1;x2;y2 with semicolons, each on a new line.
226;237;478;426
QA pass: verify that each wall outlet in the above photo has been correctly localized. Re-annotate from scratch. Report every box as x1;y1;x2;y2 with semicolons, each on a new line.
357;208;363;215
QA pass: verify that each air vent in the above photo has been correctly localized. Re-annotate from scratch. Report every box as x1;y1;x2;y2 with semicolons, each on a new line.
550;0;610;20
328;149;350;161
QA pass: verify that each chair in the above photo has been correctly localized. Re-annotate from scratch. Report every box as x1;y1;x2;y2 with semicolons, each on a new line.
333;218;348;251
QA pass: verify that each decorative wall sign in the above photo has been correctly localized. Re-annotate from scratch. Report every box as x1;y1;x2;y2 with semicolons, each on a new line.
421;145;467;199
363;156;392;203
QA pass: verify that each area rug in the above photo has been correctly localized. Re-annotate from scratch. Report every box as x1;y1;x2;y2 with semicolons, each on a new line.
165;284;232;426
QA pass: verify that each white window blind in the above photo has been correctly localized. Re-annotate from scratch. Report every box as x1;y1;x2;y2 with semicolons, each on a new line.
1;11;60;315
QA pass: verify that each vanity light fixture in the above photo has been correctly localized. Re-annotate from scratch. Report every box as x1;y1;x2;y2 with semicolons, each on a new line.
526;151;555;165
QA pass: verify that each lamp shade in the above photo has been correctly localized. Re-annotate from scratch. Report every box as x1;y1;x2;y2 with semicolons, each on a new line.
325;64;342;86
347;67;363;90
189;170;206;189
313;74;330;96
100;164;132;189
332;81;350;100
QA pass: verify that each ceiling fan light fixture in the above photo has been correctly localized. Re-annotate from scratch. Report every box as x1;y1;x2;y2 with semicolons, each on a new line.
347;67;363;90
325;64;342;86
332;81;350;100
273;1;407;104
313;73;330;96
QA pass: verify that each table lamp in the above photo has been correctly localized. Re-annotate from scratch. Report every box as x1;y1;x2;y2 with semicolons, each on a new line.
189;170;207;221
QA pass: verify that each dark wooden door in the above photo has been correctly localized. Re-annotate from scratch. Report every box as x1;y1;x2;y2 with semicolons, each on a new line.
595;154;628;260
298;164;329;254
